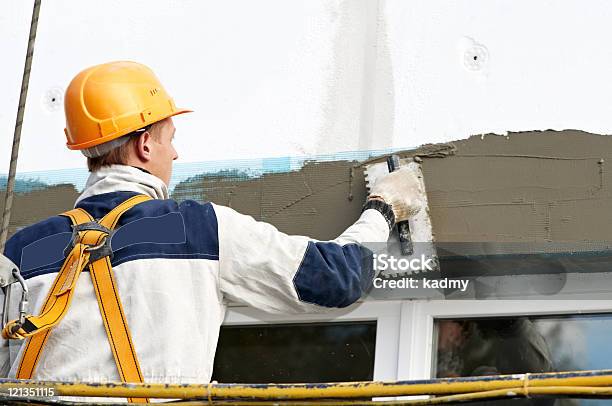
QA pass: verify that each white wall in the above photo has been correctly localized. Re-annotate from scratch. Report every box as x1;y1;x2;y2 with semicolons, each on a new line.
2;0;612;174
0;0;33;169
383;0;612;146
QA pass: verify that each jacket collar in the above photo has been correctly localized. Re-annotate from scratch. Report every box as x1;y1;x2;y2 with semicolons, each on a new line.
75;164;169;206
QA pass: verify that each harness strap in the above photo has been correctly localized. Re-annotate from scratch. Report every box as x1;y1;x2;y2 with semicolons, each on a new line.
11;208;94;380
12;194;151;403
89;195;151;404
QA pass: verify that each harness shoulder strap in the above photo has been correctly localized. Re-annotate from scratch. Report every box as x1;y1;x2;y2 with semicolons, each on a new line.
14;208;94;380
89;194;151;404
13;195;151;403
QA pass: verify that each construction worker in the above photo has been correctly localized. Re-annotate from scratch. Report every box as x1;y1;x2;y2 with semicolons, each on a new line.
0;61;422;391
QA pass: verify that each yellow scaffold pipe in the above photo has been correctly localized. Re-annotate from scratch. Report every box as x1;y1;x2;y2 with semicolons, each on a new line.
2;370;612;402
195;386;612;405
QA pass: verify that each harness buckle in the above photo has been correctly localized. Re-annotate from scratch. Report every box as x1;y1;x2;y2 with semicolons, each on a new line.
64;221;114;263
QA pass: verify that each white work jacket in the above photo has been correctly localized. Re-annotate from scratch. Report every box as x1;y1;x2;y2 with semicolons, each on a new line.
1;164;389;390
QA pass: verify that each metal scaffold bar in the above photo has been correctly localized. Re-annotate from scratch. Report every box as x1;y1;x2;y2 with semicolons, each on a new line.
1;369;612;403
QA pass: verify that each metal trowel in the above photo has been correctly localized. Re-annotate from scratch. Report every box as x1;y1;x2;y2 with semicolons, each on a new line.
364;155;439;279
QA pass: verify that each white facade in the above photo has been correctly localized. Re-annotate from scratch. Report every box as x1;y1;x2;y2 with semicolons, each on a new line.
3;1;612;384
3;1;612;173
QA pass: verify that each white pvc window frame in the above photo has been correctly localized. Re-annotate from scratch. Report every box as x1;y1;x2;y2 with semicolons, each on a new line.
223;299;612;385
397;300;612;381
223;300;402;381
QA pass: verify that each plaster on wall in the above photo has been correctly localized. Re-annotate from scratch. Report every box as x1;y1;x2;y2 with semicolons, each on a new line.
5;131;609;245
177;130;612;242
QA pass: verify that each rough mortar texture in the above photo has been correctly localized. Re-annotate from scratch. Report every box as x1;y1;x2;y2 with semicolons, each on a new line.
424;130;611;242
3;130;611;243
1;184;79;237
173;161;367;240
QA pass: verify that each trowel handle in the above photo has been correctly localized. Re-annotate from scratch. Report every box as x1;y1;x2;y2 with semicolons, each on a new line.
386;155;414;256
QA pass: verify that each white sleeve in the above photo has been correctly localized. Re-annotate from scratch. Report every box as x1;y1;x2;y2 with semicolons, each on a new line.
213;203;389;314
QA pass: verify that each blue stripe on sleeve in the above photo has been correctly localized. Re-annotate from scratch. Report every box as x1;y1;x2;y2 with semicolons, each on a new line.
292;241;374;308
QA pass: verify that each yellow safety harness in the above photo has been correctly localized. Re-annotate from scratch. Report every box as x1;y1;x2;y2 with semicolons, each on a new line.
2;194;151;403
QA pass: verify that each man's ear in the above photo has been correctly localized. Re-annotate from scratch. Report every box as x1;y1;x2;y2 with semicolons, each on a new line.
134;131;153;162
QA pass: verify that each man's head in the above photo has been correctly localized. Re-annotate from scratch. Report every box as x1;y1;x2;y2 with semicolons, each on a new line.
86;117;178;185
63;61;190;185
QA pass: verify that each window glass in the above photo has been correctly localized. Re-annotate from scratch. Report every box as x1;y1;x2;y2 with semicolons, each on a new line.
434;314;612;405
212;321;377;383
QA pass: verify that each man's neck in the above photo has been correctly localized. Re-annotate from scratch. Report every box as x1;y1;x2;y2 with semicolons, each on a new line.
131;166;151;175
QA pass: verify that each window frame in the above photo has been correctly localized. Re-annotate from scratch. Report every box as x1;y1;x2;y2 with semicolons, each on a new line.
222;300;402;381
397;300;612;381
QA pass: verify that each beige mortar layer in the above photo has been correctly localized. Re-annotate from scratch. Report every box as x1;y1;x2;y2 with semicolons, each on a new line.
4;130;611;243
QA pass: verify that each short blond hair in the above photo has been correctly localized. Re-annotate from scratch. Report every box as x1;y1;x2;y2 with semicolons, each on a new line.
86;121;163;172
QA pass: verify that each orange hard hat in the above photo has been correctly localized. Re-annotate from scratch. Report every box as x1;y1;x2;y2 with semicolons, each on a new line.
64;61;191;150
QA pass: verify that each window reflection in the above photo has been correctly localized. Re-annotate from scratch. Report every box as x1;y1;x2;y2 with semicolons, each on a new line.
434;314;612;406
213;321;376;383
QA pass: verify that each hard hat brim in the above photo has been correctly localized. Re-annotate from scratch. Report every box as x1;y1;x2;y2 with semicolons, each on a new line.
66;108;193;151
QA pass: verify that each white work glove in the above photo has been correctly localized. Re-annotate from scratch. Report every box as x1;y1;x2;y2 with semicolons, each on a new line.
369;167;424;222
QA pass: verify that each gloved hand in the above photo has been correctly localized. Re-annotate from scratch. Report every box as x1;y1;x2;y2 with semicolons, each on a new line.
369;167;424;222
